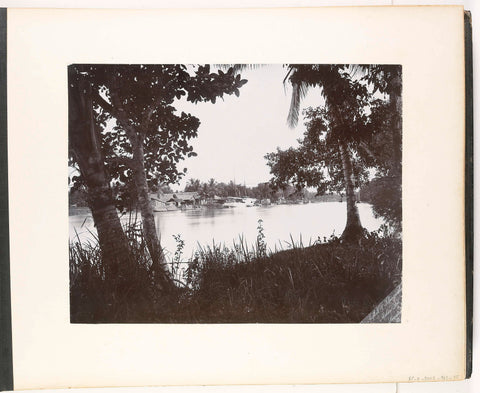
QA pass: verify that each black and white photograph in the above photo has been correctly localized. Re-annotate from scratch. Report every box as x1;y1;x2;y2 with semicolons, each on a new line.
68;64;402;323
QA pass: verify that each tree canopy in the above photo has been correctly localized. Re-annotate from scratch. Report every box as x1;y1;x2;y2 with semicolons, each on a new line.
69;64;248;280
69;64;248;209
266;64;402;237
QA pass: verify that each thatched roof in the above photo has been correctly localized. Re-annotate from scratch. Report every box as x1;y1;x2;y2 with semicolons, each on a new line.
150;192;200;203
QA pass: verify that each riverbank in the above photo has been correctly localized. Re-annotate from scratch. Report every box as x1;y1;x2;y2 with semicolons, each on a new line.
70;230;401;323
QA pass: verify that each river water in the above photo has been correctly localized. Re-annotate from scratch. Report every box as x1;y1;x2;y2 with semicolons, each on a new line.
69;202;383;260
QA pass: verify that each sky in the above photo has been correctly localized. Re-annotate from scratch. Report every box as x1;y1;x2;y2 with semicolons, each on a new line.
68;65;327;190
172;65;326;190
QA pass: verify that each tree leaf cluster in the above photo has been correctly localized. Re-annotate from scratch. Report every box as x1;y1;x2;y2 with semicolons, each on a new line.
69;64;248;210
267;65;374;195
266;64;402;231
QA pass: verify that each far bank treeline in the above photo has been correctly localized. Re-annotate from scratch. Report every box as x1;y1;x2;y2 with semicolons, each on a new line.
69;64;401;290
70;177;348;206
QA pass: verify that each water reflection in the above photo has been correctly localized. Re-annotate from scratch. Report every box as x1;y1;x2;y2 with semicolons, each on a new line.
70;202;384;259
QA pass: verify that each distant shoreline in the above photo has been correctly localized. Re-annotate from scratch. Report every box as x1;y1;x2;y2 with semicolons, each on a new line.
69;198;360;217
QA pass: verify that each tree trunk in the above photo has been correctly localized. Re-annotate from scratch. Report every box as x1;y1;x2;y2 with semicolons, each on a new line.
83;161;132;279
130;135;173;287
68;71;132;280
107;82;173;289
338;140;364;242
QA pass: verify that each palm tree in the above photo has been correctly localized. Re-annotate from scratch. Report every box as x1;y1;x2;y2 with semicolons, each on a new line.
185;178;202;192
207;178;217;198
284;65;366;241
227;64;368;241
226;64;399;240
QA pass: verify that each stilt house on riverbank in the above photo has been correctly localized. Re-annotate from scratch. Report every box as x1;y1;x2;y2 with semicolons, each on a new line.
150;191;201;211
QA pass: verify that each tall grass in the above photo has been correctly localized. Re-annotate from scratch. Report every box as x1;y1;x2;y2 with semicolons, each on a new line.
70;219;401;323
69;219;183;323
181;227;401;323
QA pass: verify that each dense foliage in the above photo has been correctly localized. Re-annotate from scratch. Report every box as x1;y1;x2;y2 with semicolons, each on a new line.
265;106;370;195
69;64;248;211
266;64;402;234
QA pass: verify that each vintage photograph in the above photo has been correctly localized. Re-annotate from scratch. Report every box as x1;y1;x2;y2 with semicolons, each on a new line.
68;64;402;323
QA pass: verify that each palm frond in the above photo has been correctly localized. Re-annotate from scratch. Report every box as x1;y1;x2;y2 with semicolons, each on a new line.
282;67;294;85
287;81;309;128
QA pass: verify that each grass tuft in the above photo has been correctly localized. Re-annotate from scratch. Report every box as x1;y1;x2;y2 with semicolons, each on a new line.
70;220;401;323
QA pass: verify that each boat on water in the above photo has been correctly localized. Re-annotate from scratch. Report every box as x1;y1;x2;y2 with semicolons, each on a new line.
223;197;256;208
